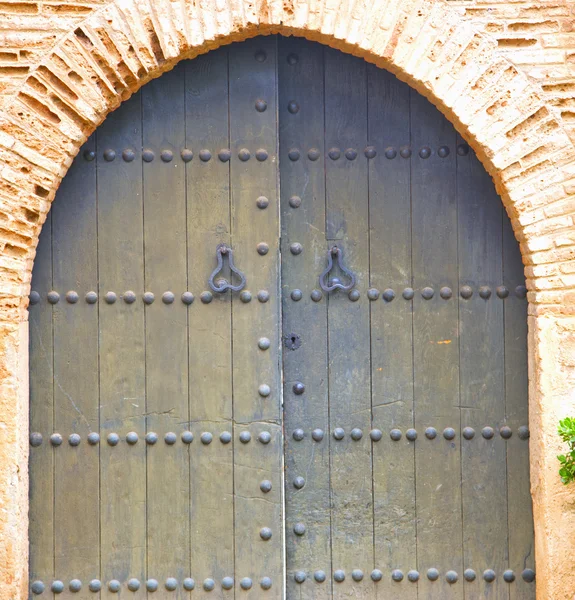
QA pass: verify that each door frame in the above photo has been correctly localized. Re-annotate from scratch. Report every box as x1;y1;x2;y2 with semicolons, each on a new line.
0;5;574;599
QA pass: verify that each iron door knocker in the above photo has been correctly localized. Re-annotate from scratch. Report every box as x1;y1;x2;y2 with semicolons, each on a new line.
319;245;356;292
208;243;247;293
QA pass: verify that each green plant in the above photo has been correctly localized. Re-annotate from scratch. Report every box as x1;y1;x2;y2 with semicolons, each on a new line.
558;417;575;485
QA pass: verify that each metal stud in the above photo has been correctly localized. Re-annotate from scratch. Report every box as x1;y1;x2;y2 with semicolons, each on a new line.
287;100;299;114
260;527;272;540
290;289;302;301
104;291;116;304
181;431;193;444
240;431;252;444
289;196;301;208
427;568;439;581
522;569;535;583
464;569;476;582
128;578;140;591
293;382;305;395
385;147;397;159
260;480;272;493
479;286;492;299
31;581;45;595
406;428;417;441
351;428;363;441
259;384;271;397
84;149;96;161
220;431;232;444
370;428;383;441
256;149;268;161
419;147;431;159
259;431;271;444
463;427;475;440
199;149;211;162
392;569;404;582
421;287;434;300
334;570;345;583
89;580;102;592
66;290;79;304
258;290;270;303
314;570;326;583
408;570;419;582
86;291;98;304
108;580;121;593
443;427;456;440
365;146;377;159
29;291;40;305
203;579;215;591
107;433;119;446
48;290;60;304
446;571;458;584
201;432;213;445
181;149;193;162
69;579;82;592
124;290;136;304
50;433;63;446
142;292;154;305
256;196;269;210
293;429;304;441
425;427;437;440
181;291;194;305
161;291;174;304
457;143;469;156
257;242;269;256
348;289;360;302
254;49;267;62
312;428;324;441
255;99;267;112
500;426;512;439
30;432;42;447
496;285;509;299
240;291;252;303
483;569;496;582
518;425;530;440
103;149;116;162
352;570;363;582
260;577;272;590
308;148;320;161
52;580;65;594
161;150;173;163
503;570;515;583
333;427;345;440
482;426;495;439
460;285;473;299
328;147;341;160
164;432;177;445
183;578;195;591
382;288;395;302
146;579;158;592
258;337;271;350
69;433;81;446
222;577;234;590
403;287;414;300
390;428;402;441
400;146;412;159
294;572;306;584
146;432;158;445
218;149;231;162
288;148;300;161
87;432;100;445
438;146;450;158
293;476;305;489
515;285;527;298
240;577;253;590
142;149;155;162
345;148;358;160
164;578;177;591
290;243;303;256
200;291;213;304
294;522;306;536
367;288;380;300
311;289;323;302
238;148;251;161
371;569;383;582
440;287;452;300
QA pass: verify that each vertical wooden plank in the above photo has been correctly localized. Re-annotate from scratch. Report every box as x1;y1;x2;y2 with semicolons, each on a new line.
142;65;189;595
229;36;283;599
185;50;234;599
97;92;146;600
29;211;54;593
457;137;509;600
324;47;373;599
367;66;417;600
279;37;331;599
410;91;462;600
504;215;535;599
51;138;100;599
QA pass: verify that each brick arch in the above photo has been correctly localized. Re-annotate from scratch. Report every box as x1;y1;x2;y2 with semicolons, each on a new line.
1;1;575;599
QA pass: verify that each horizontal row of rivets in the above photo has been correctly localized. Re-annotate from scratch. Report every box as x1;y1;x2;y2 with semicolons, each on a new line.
31;576;274;594
286;145;468;161
29;290;271;305
84;148;272;163
30;430;273;447
290;568;534;584
290;426;529;442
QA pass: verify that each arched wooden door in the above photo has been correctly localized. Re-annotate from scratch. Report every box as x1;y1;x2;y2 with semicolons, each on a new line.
28;36;535;599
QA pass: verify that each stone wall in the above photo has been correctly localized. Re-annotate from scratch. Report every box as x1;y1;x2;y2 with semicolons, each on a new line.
0;0;575;598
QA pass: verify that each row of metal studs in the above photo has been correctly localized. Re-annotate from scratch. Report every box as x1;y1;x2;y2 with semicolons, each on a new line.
31;576;272;594
29;285;527;306
83;144;470;163
29;430;273;447
291;567;535;584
